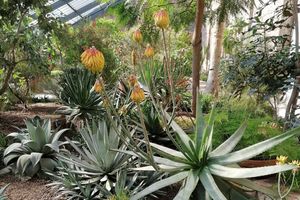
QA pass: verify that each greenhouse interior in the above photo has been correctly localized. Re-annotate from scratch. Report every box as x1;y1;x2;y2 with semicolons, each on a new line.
1;0;300;199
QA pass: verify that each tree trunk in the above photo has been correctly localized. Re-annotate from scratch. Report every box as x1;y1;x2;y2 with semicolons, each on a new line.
191;0;205;115
205;25;212;71
0;65;14;95
284;0;299;121
205;21;225;96
279;0;294;46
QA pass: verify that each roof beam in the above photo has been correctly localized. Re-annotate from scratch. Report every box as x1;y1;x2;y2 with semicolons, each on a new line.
50;0;73;10
72;0;124;25
62;1;101;22
64;0;84;19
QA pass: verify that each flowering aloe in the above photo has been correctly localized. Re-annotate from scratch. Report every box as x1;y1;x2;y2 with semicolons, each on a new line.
154;9;170;29
81;46;105;73
129;95;300;200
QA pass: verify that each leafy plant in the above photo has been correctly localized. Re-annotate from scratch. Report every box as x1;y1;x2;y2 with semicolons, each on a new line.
220;2;298;100
58;67;104;122
57;18;122;84
3;117;67;177
129;96;300;200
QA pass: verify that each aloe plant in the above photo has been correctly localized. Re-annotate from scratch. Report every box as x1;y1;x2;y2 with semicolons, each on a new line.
3;118;67;177
58;120;134;191
48;162;101;200
129;95;300;200
49;163;163;200
50;121;166;199
58;67;104;122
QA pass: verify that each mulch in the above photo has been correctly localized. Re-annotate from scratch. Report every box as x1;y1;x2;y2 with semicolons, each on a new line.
0;103;63;135
0;175;58;200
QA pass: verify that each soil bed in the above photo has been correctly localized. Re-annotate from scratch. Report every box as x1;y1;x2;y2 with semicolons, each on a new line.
0;103;62;134
0;175;57;200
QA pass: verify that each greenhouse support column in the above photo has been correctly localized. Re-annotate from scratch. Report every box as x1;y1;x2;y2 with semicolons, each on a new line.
284;0;299;121
192;0;205;116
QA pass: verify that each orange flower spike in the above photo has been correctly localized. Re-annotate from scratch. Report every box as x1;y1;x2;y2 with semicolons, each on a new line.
93;78;104;93
81;46;105;73
144;44;154;58
154;9;170;29
128;75;138;87
133;29;143;43
130;84;145;104
131;50;137;66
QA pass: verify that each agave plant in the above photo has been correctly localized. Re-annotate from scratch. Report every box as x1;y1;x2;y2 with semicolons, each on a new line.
130;101;174;148
58;120;135;191
0;184;9;200
48;161;101;200
51;120;168;199
3;118;67;177
58;67;104;122
129;96;300;200
49;162;164;200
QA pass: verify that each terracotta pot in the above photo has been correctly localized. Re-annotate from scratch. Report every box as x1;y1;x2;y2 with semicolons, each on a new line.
239;159;276;168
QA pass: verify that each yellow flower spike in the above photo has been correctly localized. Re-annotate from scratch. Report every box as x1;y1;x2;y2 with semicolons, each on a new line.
144;44;154;58
154;9;170;29
118;105;128;115
102;98;110;108
130;84;145;104
290;160;300;173
131;50;137;66
93;78;104;93
81;46;105;73
133;29;143;43
128;74;138;87
289;160;300;167
276;155;288;165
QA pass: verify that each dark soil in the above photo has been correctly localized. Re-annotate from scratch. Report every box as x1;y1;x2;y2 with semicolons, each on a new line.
0;103;63;134
0;175;58;200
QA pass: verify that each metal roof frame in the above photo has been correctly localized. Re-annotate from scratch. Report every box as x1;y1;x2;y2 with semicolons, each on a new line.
47;0;124;25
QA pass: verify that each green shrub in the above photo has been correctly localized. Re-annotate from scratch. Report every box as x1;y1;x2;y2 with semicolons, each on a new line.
200;94;213;113
58;18;124;85
212;108;300;160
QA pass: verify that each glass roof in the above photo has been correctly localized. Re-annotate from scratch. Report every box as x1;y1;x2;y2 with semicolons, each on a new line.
47;0;124;25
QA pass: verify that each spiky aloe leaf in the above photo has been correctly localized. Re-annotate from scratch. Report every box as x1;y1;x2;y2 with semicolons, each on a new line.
3;143;22;156
209;126;300;165
131;171;189;200
30;152;43;167
199;168;227;200
173;169;200;200
164;112;193;150
209;164;295;178
210;121;247;157
16;154;31;175
40;158;58;172
195;94;205;151
0;184;9;200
